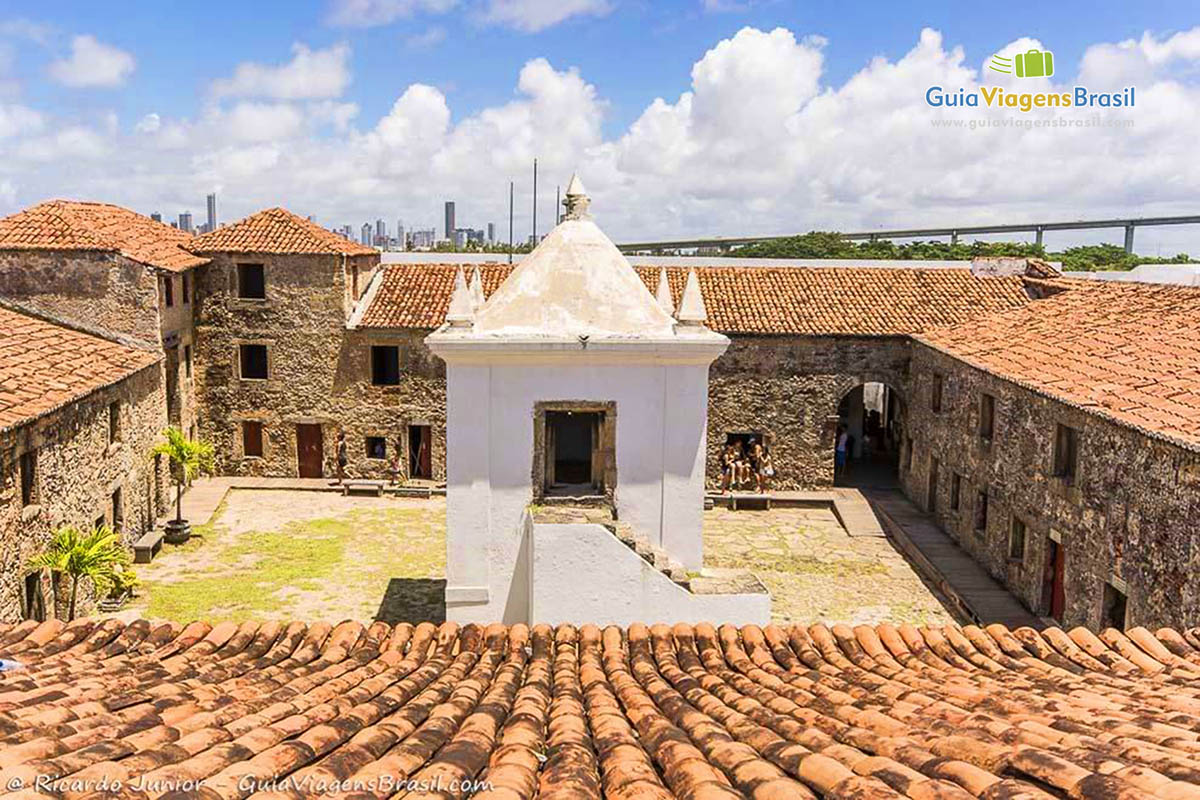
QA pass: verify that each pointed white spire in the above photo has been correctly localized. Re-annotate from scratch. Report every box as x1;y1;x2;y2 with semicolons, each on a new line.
469;268;485;310
562;173;591;220
446;268;474;327
655;267;675;316
676;269;708;326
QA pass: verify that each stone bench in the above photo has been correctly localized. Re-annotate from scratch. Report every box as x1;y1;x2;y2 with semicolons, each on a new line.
133;528;164;563
342;480;385;497
730;493;771;511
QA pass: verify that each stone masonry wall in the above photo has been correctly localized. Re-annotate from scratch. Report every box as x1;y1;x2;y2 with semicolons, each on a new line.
0;363;168;622
194;253;446;481
707;335;911;488
901;342;1200;631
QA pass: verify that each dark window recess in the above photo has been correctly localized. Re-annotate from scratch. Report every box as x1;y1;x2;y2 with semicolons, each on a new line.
243;421;264;457
366;436;387;459
184;345;192;378
19;451;36;506
1009;517;1026;560
1102;582;1128;630
108;401;121;444
239;344;268;379
979;393;995;440
974;491;988;533
931;374;944;412
950;473;962;511
371;346;401;386
111;487;123;532
1053;423;1079;480
22;573;44;621
182;273;191;303
163;276;174;307
237;263;266;299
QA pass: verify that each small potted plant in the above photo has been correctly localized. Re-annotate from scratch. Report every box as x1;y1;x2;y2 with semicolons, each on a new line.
153;426;214;544
98;564;139;612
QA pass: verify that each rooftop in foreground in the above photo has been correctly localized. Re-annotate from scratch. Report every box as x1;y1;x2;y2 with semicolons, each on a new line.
2;618;1199;799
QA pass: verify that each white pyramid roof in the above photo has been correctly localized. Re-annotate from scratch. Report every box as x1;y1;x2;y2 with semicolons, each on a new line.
471;216;676;338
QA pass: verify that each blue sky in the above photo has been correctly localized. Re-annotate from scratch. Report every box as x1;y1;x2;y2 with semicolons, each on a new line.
2;1;1200;252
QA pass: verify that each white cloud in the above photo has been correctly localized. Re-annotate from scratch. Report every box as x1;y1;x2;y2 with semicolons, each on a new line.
135;113;161;134
218;103;306;142
405;26;447;49
47;35;135;88
0;103;42;138
481;0;610;32
211;42;352;100
326;0;458;27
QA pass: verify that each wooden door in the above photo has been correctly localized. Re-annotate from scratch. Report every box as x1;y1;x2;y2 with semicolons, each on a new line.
296;424;324;478
1042;539;1065;620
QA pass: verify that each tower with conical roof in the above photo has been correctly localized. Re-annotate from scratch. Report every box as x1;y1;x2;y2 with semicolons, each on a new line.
427;176;767;626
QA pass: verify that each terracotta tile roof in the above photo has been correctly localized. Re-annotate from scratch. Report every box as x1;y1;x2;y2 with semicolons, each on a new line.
359;264;1034;335
187;207;378;256
0;306;160;431
2;619;1200;799
0;200;208;272
918;279;1200;449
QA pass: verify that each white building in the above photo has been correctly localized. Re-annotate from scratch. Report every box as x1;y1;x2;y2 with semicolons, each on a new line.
427;176;769;626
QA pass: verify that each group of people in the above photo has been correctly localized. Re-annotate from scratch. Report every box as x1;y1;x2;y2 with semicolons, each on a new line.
719;437;774;493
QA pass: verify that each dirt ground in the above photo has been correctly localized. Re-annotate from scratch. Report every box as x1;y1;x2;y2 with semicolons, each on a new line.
114;489;953;626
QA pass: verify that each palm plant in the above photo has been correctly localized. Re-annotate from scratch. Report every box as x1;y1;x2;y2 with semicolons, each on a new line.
27;525;129;621
152;426;214;529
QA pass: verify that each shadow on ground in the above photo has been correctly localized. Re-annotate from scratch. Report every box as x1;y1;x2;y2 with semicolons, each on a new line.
376;578;447;624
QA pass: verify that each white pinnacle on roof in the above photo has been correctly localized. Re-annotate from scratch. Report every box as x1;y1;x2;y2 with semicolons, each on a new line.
470;179;676;339
655;267;675;316
446;268;474;327
469;268;485;310
676;269;708;326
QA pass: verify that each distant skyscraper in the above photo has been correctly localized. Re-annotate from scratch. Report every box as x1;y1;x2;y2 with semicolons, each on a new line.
178;212;193;233
361;223;372;246
206;193;217;231
487;222;495;244
444;201;455;240
376;219;386;243
150;212;162;223
397;219;405;248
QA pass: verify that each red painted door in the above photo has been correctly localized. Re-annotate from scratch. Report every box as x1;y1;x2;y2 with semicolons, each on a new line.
296;424;324;478
1051;542;1066;621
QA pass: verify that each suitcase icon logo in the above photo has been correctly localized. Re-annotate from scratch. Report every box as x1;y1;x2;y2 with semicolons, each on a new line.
989;49;1054;78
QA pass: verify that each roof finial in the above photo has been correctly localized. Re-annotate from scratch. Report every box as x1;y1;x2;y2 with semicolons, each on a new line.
446;268;475;328
562;173;591;221
469;268;485;310
655;267;675;316
676;269;708;326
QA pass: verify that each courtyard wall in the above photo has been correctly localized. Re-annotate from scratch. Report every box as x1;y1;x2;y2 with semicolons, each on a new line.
901;342;1200;630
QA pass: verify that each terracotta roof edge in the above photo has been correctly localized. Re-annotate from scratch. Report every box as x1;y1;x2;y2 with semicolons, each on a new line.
0;297;162;353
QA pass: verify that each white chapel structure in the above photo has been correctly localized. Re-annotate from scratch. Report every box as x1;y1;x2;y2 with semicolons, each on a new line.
426;176;769;625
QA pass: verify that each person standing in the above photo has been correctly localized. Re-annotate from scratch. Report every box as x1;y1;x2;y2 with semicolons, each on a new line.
336;431;349;485
835;425;849;478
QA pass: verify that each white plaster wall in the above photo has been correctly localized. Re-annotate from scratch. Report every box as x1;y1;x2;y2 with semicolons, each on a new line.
443;358;712;623
529;522;770;626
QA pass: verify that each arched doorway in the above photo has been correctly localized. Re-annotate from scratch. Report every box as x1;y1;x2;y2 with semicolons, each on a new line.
834;382;904;488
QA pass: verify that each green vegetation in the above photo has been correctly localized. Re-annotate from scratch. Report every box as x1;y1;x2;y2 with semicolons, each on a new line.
152;426;214;523
723;231;1192;271
27;525;130;620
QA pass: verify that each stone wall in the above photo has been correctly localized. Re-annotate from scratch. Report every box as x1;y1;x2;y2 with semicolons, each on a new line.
0;363;168;622
707;335;911;488
194;253;446;481
901;342;1200;630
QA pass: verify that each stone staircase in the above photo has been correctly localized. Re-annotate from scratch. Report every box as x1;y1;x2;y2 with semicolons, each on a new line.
529;503;691;589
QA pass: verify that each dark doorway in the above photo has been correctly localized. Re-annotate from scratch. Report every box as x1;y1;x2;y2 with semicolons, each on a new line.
927;457;939;514
835;382;904;489
545;410;603;494
408;424;432;480
22;572;45;621
296;424;324;478
1102;582;1128;630
1041;538;1065;621
111;487;123;532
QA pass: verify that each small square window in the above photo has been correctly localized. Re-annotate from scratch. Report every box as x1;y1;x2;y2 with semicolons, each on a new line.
931;374;944;412
950;473;962;511
1053;423;1079;481
239;344;268;380
108;400;121;444
979;393;995;441
1009;517;1026;560
184;345;192;378
243;421;264;457
366;436;387;459
163;275;174;307
371;346;401;386
974;491;988;533
1102;582;1128;630
19;451;37;507
182;273;191;304
237;263;266;299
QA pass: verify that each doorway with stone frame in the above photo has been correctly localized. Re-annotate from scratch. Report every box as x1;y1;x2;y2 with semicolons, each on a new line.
533;401;617;500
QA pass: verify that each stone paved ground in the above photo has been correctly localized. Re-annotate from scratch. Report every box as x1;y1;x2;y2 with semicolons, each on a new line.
112;490;953;625
703;506;956;626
